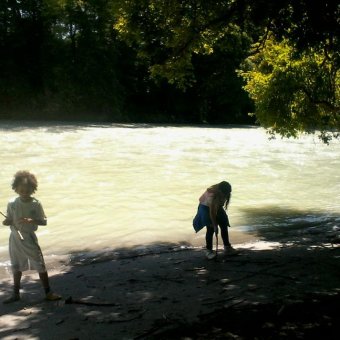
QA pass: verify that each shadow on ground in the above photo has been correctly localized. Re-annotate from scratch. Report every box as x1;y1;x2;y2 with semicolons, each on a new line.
1;207;339;339
238;205;340;246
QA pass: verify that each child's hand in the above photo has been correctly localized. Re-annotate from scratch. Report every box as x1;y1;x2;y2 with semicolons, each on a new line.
19;217;34;224
2;218;12;226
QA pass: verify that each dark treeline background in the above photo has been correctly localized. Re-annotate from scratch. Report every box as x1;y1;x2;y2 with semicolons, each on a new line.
1;0;338;130
0;0;254;124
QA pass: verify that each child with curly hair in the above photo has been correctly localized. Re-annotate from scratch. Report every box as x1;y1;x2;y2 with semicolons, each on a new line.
2;170;61;303
193;181;237;259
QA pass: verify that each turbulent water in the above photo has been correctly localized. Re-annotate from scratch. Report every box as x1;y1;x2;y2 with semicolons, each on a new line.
0;122;339;277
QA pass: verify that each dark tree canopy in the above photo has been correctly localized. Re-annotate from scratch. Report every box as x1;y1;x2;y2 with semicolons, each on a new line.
114;0;339;140
0;1;339;140
114;0;339;78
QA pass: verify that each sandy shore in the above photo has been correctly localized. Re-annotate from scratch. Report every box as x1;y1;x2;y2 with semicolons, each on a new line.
0;228;339;340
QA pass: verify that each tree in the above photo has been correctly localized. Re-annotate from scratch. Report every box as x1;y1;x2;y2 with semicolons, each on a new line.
113;0;339;139
0;0;126;119
238;36;339;142
114;1;339;83
1;0;338;128
113;1;255;122
113;0;252;89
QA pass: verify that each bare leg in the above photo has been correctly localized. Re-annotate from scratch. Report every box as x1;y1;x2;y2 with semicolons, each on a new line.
39;271;62;301
3;271;22;304
39;271;51;294
13;270;22;294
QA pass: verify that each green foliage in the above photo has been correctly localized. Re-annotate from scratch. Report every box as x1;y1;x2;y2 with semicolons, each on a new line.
113;0;340;139
239;36;339;142
113;1;249;89
113;1;339;86
0;0;125;119
0;0;338;133
112;1;254;121
0;0;255;123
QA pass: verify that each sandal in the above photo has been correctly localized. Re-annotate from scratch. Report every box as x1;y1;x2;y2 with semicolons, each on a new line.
45;291;62;301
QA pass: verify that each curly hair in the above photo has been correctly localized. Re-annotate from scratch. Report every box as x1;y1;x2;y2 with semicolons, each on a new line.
12;170;38;193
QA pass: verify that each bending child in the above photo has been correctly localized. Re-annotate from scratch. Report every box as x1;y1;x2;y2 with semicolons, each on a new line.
2;170;61;303
193;181;237;259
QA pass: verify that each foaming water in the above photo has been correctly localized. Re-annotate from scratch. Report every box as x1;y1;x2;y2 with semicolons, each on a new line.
0;122;339;276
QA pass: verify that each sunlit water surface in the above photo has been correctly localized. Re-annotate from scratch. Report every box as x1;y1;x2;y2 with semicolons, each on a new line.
0;122;339;277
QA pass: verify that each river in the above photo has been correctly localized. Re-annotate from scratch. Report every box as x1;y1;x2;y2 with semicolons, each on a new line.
0;122;339;277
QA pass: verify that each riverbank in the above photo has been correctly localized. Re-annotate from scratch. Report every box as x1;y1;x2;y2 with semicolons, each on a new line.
1;227;339;340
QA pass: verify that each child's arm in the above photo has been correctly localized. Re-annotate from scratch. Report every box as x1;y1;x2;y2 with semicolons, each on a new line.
210;194;226;233
209;202;219;232
37;201;47;225
2;208;24;240
19;217;47;226
2;218;12;226
1;210;12;226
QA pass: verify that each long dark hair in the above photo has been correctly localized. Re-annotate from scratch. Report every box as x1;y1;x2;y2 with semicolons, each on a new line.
207;181;232;210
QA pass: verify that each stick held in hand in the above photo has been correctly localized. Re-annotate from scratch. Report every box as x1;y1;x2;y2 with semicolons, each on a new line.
1;211;24;241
